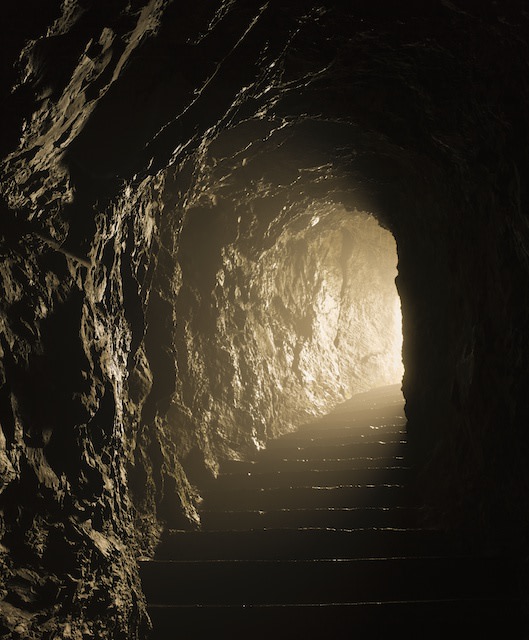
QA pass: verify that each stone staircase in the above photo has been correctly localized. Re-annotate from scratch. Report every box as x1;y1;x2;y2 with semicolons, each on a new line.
140;385;523;638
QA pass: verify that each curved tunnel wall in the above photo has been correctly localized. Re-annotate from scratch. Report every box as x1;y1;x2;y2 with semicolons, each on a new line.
0;2;528;637
169;200;403;468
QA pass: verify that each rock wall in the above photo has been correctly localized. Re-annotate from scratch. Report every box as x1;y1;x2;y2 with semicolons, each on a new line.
0;1;529;637
169;202;401;466
0;173;161;637
0;3;166;637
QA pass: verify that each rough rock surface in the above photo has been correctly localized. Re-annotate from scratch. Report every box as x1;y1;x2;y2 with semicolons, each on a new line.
1;1;529;637
170;203;402;467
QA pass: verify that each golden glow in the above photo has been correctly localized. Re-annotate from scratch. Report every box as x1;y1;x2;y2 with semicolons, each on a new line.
264;207;403;409
388;291;405;384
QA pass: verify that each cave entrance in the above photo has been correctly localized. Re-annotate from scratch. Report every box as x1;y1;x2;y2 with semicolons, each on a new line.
175;199;403;451
243;204;403;420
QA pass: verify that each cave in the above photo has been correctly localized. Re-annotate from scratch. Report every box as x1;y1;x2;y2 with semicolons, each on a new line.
1;1;528;638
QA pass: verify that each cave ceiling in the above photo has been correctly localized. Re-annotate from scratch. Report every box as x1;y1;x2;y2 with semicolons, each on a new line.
3;1;525;237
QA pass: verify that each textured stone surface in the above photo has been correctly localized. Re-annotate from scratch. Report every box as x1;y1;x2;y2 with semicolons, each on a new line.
170;203;402;463
1;1;529;637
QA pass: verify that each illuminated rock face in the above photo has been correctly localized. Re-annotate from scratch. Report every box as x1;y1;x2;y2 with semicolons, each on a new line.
170;204;401;465
0;1;528;637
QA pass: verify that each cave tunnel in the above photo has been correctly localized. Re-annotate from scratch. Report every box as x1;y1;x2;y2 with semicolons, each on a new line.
0;1;529;638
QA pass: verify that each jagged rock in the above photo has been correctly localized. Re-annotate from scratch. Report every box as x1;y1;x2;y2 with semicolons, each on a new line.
1;1;529;638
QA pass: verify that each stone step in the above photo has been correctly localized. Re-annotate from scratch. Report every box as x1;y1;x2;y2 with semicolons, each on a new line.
296;406;406;431
203;484;412;511
200;506;421;531
140;556;519;606
155;528;465;561
333;383;402;402
220;455;406;474
145;386;525;638
260;440;407;460
213;465;411;490
276;429;406;444
146;599;523;639
297;416;405;430
298;412;406;430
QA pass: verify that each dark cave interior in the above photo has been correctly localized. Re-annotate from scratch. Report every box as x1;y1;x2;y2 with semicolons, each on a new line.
1;1;529;637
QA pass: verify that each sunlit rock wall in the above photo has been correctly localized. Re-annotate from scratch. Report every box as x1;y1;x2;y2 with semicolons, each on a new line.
245;207;402;413
166;203;401;468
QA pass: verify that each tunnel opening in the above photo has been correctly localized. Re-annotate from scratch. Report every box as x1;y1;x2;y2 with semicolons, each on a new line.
156;114;409;489
246;205;404;408
165;134;406;488
175;200;404;443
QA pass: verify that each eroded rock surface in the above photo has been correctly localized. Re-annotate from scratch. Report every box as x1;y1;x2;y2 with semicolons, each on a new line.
1;1;529;637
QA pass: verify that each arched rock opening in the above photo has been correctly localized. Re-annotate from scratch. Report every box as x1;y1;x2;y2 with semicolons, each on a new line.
167;197;403;474
0;2;528;638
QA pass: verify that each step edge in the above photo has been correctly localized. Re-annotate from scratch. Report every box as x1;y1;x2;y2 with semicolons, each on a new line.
147;596;522;610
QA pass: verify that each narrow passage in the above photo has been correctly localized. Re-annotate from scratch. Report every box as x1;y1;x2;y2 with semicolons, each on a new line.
141;385;521;638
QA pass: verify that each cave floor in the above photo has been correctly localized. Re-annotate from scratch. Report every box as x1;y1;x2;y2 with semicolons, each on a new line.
140;385;523;639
